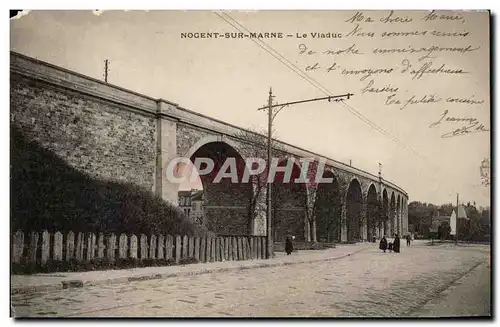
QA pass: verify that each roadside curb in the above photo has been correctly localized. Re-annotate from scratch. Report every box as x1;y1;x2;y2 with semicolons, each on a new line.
11;247;367;295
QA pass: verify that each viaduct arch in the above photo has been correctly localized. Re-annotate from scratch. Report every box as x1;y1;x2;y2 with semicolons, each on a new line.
10;51;410;243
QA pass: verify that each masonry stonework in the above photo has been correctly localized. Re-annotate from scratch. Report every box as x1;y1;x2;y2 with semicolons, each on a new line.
10;51;410;241
10;75;157;191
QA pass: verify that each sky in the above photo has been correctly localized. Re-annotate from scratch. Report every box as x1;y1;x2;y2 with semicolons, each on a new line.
10;10;491;206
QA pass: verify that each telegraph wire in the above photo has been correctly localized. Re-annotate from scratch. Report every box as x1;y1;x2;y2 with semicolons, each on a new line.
220;11;408;141
215;11;429;163
213;12;326;96
214;11;487;193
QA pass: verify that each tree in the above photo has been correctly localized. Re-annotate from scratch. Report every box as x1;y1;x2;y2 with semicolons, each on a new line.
233;128;287;234
464;204;489;242
439;203;454;216
303;160;327;242
408;200;490;242
408;201;436;235
480;157;490;187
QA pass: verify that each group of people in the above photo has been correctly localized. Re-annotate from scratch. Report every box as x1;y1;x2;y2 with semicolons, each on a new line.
378;234;411;253
284;233;412;255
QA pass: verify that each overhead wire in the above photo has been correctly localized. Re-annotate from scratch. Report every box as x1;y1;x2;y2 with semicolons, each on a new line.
214;11;488;197
216;11;430;162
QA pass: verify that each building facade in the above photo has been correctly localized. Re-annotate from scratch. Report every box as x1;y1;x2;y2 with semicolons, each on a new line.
178;189;205;225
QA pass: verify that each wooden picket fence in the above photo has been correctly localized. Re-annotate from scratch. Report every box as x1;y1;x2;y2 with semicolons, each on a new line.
11;230;268;266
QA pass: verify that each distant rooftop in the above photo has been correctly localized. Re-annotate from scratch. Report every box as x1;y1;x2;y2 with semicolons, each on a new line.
178;189;203;200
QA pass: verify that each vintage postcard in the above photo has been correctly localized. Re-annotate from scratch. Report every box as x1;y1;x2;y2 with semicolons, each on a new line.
9;9;491;318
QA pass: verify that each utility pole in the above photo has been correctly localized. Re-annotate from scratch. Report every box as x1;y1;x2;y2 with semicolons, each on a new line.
258;89;353;259
104;59;109;83
266;87;274;259
430;211;434;246
456;193;459;245
378;162;383;237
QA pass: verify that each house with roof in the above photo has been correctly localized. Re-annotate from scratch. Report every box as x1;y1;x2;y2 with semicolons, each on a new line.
178;189;205;225
430;211;452;233
450;205;469;236
429;205;468;237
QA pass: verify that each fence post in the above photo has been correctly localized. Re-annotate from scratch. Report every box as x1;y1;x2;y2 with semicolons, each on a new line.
97;233;105;258
224;237;229;261
76;232;84;261
12;231;24;264
217;237;223;261
211;236;216;262
262;237;267;259
250;237;255;259
232;236;238;261
242;237;248;260
188;236;195;259
107;233;116;261
165;235;173;261
130;234;138;259
206;237;213;262
119;234;128;259
256;236;261;259
245;237;251;260
175;235;182;263
28;231;40;264
182;235;188;260
205;237;211;262
253;237;258;259
86;233;96;261
140;234;148;259
194;236;200;261
41;230;50;265
157;235;165;260
150;235;157;260
214;237;219;261
66;231;75;261
237;237;243;260
200;236;207;263
227;237;233;261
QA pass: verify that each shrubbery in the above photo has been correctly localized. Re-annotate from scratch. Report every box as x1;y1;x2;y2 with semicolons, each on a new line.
10;125;208;237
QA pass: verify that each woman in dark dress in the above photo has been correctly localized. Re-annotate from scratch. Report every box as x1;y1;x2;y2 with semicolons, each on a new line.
285;236;294;255
393;234;401;253
379;235;388;253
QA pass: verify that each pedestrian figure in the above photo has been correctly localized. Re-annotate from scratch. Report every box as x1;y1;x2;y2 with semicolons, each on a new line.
379;235;388;253
406;234;411;247
285;236;294;255
393;234;401;253
388;242;393;252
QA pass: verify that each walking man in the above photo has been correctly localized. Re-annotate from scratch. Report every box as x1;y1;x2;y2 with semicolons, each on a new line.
406;234;411;247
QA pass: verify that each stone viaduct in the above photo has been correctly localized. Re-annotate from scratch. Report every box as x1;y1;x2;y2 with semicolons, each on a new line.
10;51;409;243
